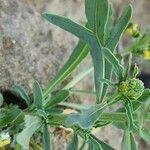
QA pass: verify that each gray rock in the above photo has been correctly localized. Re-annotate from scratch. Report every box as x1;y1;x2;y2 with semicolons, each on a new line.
0;0;78;90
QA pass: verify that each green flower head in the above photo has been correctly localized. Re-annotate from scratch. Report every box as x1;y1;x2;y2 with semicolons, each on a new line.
118;78;144;100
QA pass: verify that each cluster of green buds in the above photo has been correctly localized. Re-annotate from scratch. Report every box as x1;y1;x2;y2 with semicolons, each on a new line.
118;78;144;100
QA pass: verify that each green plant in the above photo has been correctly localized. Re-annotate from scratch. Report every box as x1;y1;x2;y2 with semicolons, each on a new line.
0;0;150;149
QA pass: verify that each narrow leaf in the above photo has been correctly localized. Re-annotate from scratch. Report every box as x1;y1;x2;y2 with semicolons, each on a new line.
43;41;89;98
102;47;124;80
88;139;95;150
90;134;115;150
85;0;110;44
97;0;110;44
0;106;21;128
33;81;43;109
44;90;69;108
67;134;78;150
140;127;150;144
106;5;133;50
65;103;106;129
121;131;137;150
88;136;103;150
42;13;93;43
43;124;51;150
79;141;86;150
14;85;30;105
101;59;113;100
16;115;41;150
104;2;113;43
89;44;104;103
102;5;132;98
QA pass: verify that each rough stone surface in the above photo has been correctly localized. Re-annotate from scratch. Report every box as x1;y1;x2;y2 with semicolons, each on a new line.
0;0;83;91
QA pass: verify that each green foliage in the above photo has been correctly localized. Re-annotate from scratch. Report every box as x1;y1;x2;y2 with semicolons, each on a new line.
14;84;30;106
66;134;78;150
43;1;132;103
16;115;42;150
0;0;150;150
65;103;106;129
88;134;115;150
43;123;51;150
44;90;69;108
33;80;43;109
121;131;137;150
0;106;22;128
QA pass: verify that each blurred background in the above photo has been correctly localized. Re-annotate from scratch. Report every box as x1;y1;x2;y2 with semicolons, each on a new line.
0;0;150;149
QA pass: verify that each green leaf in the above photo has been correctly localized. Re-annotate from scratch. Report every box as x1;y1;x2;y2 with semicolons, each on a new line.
67;134;78;150
102;5;132;99
79;141;86;150
88;139;95;150
42;13;93;43
14;84;30;106
89;134;115;150
43;41;89;99
0;93;3;107
101;59;113;100
100;3;113;99
121;131;137;150
43;2;105;103
140;127;150;144
102;47;124;80
16;115;41;150
43;124;51;150
85;0;108;103
85;0;110;44
43;1;133;105
0;106;21;128
104;2;113;43
89;44;104;103
44;90;69;108
65;103;106;129
33;80;43;109
106;5;133;50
